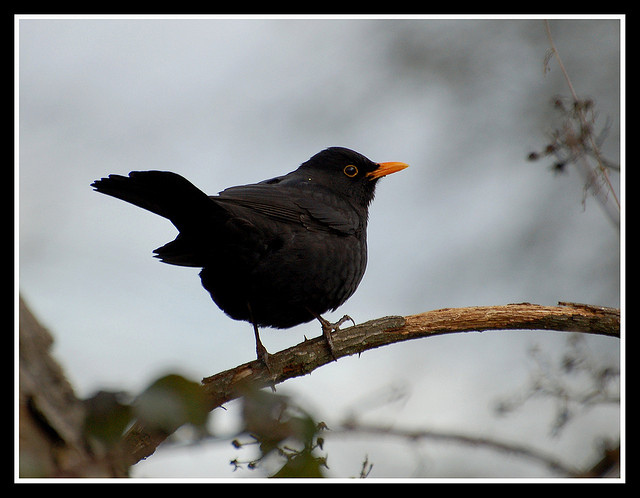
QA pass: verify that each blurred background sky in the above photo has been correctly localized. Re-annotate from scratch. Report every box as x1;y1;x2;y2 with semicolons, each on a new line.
17;15;622;479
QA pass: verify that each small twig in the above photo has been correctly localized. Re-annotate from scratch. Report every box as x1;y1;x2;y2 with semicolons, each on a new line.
543;20;620;212
544;21;579;102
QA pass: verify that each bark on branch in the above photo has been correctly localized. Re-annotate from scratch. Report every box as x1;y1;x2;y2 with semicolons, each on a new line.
122;302;620;467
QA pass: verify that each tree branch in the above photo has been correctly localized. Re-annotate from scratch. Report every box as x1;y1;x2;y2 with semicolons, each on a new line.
122;302;619;467
333;421;582;476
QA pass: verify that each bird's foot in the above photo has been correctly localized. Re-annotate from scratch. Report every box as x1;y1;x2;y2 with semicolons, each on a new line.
255;341;272;371
255;343;277;391
317;314;356;361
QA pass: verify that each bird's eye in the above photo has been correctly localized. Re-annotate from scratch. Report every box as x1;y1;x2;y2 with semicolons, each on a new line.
343;165;358;178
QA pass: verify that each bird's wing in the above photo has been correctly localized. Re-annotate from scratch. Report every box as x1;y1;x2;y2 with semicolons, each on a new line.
215;184;359;235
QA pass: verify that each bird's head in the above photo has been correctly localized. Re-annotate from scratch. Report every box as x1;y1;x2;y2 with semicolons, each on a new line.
296;147;408;207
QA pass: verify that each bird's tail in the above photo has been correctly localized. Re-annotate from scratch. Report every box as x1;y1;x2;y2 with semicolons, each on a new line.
91;171;214;227
91;171;219;267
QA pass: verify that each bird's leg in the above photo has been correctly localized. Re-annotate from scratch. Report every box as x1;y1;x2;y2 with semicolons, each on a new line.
247;303;273;375
308;309;355;361
251;322;277;392
252;321;272;369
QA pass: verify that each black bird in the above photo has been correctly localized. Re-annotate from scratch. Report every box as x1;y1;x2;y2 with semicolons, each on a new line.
91;147;408;366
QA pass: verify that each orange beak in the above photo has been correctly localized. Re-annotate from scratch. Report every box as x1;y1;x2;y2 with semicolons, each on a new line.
367;161;409;180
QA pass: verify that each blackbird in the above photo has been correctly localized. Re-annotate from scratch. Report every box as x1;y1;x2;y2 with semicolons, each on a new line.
91;147;408;366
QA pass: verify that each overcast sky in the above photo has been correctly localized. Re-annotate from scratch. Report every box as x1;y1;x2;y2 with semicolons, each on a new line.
17;15;622;480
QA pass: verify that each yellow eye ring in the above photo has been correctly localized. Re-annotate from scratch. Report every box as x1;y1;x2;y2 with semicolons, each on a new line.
343;165;358;177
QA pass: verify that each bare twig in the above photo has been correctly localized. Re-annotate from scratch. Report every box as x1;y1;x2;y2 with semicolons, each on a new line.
495;331;620;438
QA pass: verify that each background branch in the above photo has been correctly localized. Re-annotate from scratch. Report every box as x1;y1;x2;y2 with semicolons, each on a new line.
333;421;581;476
122;302;620;467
